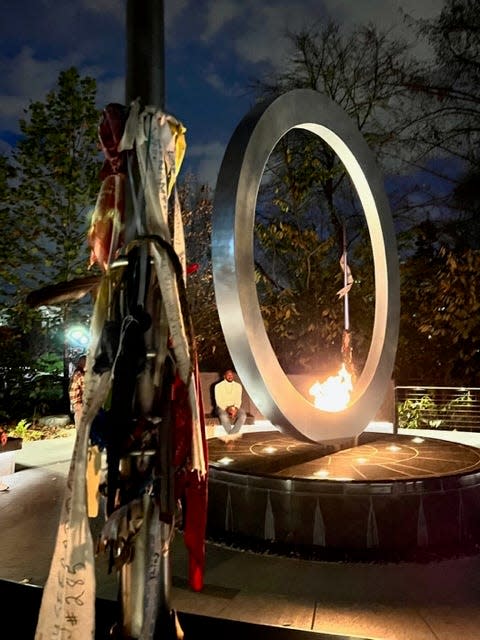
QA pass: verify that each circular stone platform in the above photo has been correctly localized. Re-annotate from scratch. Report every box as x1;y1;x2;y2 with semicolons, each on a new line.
206;431;480;560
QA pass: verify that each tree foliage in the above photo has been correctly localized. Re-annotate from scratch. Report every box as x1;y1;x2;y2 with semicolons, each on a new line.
254;21;427;225
12;67;102;295
392;0;480;386
416;0;480;160
407;0;480;247
245;11;480;384
411;246;480;385
249;21;422;374
396;235;480;387
3;6;480;417
179;178;230;372
0;68;102;419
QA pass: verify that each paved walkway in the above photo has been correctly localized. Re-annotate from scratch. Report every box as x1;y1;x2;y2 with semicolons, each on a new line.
1;429;480;639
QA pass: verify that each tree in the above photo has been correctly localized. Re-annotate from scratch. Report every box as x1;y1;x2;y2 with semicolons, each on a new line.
179;178;230;372
1;67;102;417
0;154;22;303
12;67;102;295
254;21;426;235
248;21;425;374
397;242;480;386
414;0;480;160
391;0;480;385
245;14;480;384
406;0;480;247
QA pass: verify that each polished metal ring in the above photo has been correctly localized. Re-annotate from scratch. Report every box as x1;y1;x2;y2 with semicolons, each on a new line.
212;89;400;442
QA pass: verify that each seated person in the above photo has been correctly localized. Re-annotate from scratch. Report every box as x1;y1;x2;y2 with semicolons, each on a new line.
214;369;247;435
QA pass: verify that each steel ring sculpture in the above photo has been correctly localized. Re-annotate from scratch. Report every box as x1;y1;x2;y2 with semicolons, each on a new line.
212;89;400;443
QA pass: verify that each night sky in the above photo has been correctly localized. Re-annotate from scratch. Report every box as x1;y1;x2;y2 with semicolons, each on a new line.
1;0;444;187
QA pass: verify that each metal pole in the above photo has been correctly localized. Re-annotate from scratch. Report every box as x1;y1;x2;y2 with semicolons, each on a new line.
124;0;166;245
126;0;165;109
120;3;177;638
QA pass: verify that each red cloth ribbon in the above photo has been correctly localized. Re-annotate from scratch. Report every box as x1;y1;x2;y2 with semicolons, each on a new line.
172;357;208;591
186;263;199;275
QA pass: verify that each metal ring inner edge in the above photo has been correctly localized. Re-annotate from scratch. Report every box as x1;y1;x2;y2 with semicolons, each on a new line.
212;88;400;443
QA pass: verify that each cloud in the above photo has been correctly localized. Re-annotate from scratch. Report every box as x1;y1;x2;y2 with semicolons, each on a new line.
324;0;443;29
96;74;125;108
201;0;244;41
0;48;71;132
168;0;444;188
0;0;446;185
196;0;444;71
235;1;322;66
322;0;444;59
0;45;125;136
164;0;190;30
184;140;226;188
81;0;124;20
203;69;245;98
197;0;321;69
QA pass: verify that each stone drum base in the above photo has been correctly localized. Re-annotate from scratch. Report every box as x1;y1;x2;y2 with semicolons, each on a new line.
206;431;480;561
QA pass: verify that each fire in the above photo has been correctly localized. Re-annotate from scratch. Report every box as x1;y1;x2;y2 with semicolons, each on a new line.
309;363;353;412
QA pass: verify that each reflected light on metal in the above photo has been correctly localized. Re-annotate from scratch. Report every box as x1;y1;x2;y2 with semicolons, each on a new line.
313;469;330;478
262;446;277;454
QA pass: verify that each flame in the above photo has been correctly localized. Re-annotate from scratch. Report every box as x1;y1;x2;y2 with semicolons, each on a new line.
309;363;353;412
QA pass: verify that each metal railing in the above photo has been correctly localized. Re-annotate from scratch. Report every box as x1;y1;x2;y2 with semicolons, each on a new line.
395;385;480;432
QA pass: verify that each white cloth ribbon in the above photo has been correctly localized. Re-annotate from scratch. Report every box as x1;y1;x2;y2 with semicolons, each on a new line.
35;102;204;639
35;277;113;640
336;251;353;298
